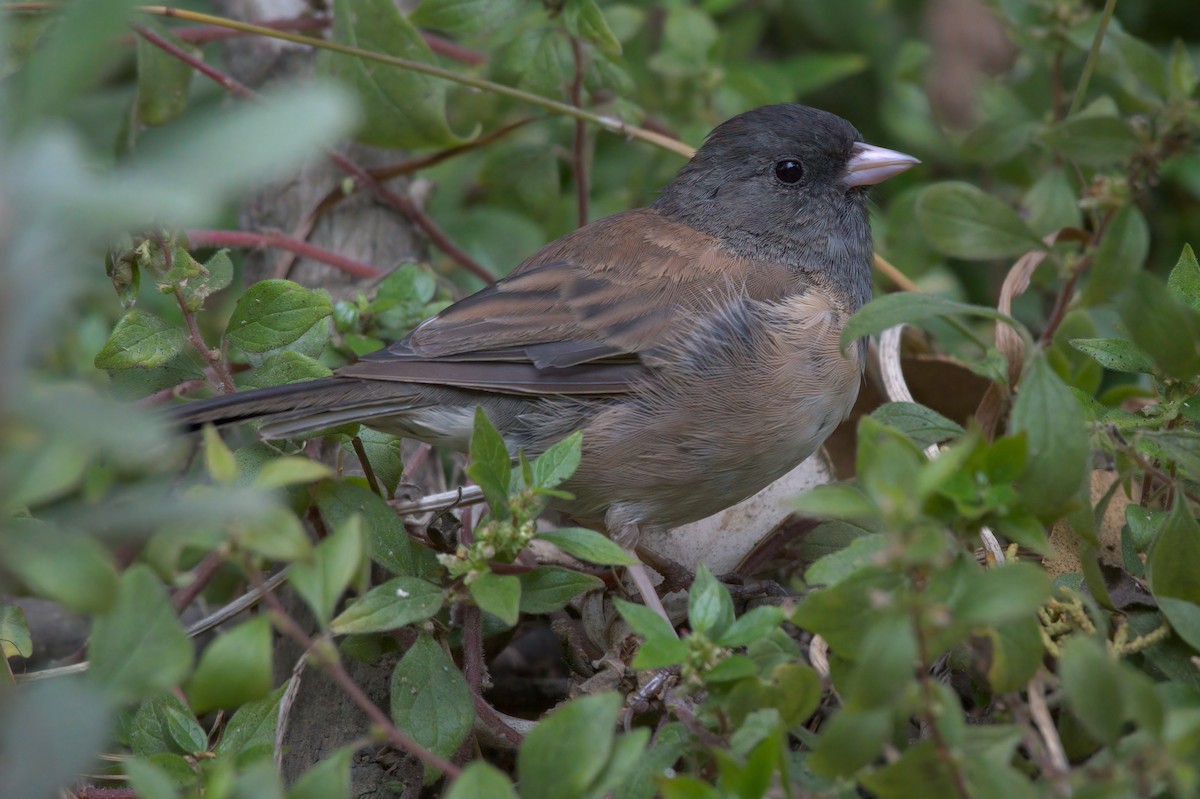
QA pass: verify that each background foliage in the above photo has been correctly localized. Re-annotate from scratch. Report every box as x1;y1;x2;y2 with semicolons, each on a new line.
2;0;1200;798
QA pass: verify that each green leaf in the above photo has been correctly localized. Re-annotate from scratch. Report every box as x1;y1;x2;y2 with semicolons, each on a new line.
1040;115;1138;166
185;617;273;714
1168;244;1200;312
466;406;512;517
564;0;622;57
807;707;891;777
517;693;621;799
130;692;207;756
1080;205;1150;306
1170;39;1198;99
860;740;960;798
1059;636;1125;744
180;249;235;312
242;351;332;389
531;431;582;491
445;761;518;799
320;0;467;148
843;619;917;710
1008;356;1089;519
331;576;443;634
214;684;286;758
1118;274;1200;380
343;429;405;497
1147;504;1200;650
717;606;785;648
289;514;366;627
0;604;32;660
0;519;119;613
89;565;192;702
469;571;521;626
288;744;353;799
790;483;877;521
615;598;686;667
841;292;1021;351
232;503;313;562
916;181;1044;260
688;564;735;639
389;635;474;760
94;310;185;370
225;280;332;354
1138;430;1200;481
1069;337;1156;374
316;479;429;576
134;22;195;126
870;402;965;448
1024;167;1082;236
539;527;637;565
409;0;518;35
517;567;604;613
792;568;904;653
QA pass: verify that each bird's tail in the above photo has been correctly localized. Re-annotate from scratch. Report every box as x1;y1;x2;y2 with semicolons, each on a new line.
173;378;424;440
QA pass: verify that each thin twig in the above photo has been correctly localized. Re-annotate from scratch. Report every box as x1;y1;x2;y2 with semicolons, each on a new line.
912;608;972;799
172;550;225;612
187;229;383;279
140;5;697;158
351;435;385;497
1068;0;1118;117
173;284;236;393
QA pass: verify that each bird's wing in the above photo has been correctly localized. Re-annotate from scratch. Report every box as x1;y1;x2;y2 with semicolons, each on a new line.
338;208;797;395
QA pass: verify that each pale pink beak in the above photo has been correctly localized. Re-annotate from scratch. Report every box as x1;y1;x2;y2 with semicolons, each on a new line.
844;142;920;187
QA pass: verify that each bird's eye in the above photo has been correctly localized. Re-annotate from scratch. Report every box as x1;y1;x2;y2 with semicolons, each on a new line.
774;159;803;184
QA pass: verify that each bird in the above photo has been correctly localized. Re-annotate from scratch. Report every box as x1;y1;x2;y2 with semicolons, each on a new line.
177;104;918;621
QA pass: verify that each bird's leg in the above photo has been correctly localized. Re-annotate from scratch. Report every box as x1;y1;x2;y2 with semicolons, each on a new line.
613;521;676;632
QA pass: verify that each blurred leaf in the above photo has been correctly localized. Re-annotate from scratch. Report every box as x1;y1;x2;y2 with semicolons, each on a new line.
233;503;313;562
792;568;904;652
0;681;112;799
860;740;959;798
0;604;32;659
1080;205;1150;306
790;483;877;522
445;761;518;799
134;23;196;126
253;457;333;490
688;564;735;639
615;598;686;668
1040;116;1138;166
94;310;185;370
389;634;474;760
1118;274;1200;380
185;617;273;714
564;0;622;57
1009;356;1089;519
466;406;512;517
807;707;891;777
409;0;518;35
1170;40;1198;99
844;619;917;711
841;292;1021;350
203;424;238;485
517;693;621;799
343;429;405;497
1069;337;1156;374
225;280;333;355
953;562;1051;627
804;533;887;587
539;527;637;565
289;514;366;627
0;519;118;613
1168;243;1200;312
517;566;603;613
288;744;352;799
648;5;718;77
332;576;443;634
1138;430;1200;482
531;431;582;491
124;758;181;799
916;182;1044;260
469;571;521;626
1060;636;1126;744
1024;167;1082;236
90;565;192;702
979;617;1044;693
320;0;466;148
870;402;964;448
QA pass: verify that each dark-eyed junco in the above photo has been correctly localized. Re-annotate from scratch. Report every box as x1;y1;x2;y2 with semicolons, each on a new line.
178;104;917;618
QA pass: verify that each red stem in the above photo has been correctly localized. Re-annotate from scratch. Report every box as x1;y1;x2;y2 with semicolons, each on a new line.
187;229;382;279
